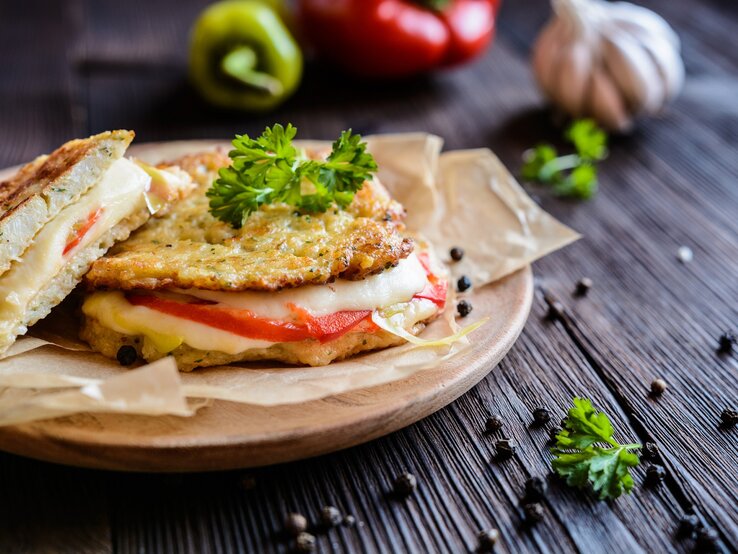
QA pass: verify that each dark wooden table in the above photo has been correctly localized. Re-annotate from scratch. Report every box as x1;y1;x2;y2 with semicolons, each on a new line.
1;0;736;552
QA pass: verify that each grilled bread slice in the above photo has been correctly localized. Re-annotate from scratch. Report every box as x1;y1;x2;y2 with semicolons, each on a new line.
0;137;195;355
0;130;133;275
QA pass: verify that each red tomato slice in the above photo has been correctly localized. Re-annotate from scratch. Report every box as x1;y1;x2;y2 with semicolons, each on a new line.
127;294;372;343
63;208;103;256
413;280;448;307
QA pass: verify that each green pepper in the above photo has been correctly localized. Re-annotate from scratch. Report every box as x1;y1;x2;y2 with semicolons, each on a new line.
189;0;302;112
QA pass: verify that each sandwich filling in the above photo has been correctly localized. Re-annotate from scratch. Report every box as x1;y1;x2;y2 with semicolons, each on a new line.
82;252;447;356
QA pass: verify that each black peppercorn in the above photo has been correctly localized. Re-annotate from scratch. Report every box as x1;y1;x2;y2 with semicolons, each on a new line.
524;476;548;501
393;472;418;496
495;438;517;460
457;300;472;317
449;246;465;262
116;345;138;366
477;529;499;552
677;513;700;538
457;275;472;292
645;464;666;487
720;408;738;428
574;277;593;296
320;506;342;527
523;502;544;523
485;415;503;433
546;301;564;321
717;331;735;354
343;514;356;527
296;531;316;552
642;442;659;462
549;426;562;442
650;378;667;396
695;527;719;552
285;513;307;536
532;407;551;426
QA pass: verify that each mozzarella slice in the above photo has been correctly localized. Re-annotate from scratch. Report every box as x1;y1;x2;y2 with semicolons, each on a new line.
175;253;429;319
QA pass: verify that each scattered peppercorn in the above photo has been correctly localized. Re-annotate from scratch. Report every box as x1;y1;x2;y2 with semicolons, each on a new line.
296;531;316;552
718;331;736;354
457;275;472;292
549;426;562;442
477;529;500;552
284;513;308;536
574;277;593;296
449;246;465;262
650;378;667;396
532;407;551;426
695;527;719;552
393;472;418;496
524;476;548;501
320;506;342;527
457;300;473;318
523;502;545;523
343;514;356;527
642;442;659;462
116;345;138;366
645;464;666;487
720;408;738;428
677;513;700;538
485;415;503;433
495;438;517;460
546;301;564;321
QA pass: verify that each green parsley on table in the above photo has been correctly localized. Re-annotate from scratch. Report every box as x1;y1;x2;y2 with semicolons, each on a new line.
552;397;641;500
207;124;377;228
521;119;608;199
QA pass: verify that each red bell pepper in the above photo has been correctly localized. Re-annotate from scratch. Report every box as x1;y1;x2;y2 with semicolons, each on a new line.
297;0;499;77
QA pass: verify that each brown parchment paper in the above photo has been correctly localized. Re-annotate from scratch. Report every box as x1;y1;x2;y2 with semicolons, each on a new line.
0;133;579;425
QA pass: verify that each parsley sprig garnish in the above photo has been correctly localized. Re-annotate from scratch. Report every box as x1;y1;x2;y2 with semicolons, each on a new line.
207;124;377;228
552;397;641;500
521;119;608;199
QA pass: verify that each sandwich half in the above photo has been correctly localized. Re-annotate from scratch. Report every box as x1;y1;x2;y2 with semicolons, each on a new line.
0;131;193;354
80;150;449;370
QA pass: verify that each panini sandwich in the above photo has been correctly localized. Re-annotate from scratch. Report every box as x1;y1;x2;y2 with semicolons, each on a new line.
80;126;450;370
0;131;193;354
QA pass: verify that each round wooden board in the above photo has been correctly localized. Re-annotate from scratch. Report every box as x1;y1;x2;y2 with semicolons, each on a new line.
0;141;534;472
0;268;532;472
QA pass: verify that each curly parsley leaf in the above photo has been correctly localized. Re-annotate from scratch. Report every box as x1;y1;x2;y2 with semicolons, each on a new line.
521;119;607;200
207;124;376;228
552;397;640;500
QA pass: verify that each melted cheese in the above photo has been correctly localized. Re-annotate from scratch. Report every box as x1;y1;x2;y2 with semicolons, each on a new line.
82;253;434;355
174;253;428;319
0;159;150;327
82;291;273;354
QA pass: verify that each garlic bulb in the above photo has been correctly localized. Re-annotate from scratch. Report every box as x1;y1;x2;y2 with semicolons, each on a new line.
533;0;685;132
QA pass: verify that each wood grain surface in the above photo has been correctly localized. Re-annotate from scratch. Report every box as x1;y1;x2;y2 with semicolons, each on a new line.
0;0;736;553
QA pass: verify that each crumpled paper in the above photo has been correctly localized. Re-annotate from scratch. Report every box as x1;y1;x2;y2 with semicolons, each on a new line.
0;133;579;425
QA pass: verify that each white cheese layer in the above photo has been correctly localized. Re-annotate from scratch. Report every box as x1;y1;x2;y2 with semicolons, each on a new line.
82;291;274;355
0;158;150;327
174;253;429;319
82;253;435;355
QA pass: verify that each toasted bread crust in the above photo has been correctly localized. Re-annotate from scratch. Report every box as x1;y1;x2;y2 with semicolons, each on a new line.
0;130;134;274
84;150;414;292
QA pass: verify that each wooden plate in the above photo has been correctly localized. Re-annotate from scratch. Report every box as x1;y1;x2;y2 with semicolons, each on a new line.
0;143;534;472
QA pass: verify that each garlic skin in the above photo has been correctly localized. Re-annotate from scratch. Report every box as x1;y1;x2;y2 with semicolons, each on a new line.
533;0;685;132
